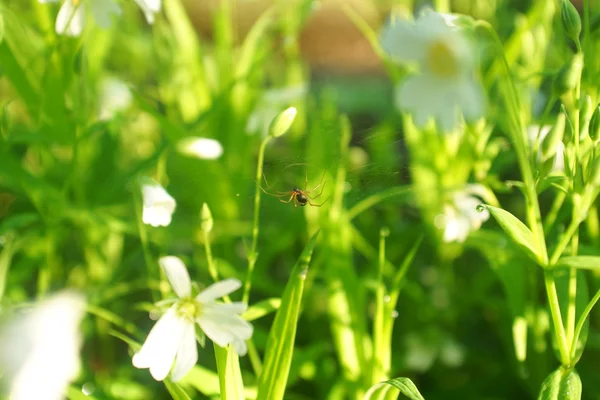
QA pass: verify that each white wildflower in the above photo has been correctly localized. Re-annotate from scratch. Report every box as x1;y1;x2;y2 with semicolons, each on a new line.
381;9;484;132
98;77;132;121
527;125;565;172
435;185;490;243
0;291;86;400
141;179;176;227
133;256;253;381
39;0;160;37
177;137;224;160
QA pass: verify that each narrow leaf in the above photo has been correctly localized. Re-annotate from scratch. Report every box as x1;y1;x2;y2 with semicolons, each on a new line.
214;345;245;400
164;380;193;400
479;204;542;264
243;297;281;321
364;377;425;400
256;231;319;400
537;367;582;400
555;256;600;271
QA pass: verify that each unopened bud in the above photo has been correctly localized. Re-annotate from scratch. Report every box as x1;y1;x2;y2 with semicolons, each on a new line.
201;203;213;233
589;154;600;187
561;0;582;44
562;105;575;144
579;95;593;139
589;105;600;142
552;53;583;97
269;107;297;138
541;112;566;161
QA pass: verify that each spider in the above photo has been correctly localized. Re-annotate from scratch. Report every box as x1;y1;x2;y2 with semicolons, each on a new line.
259;171;329;207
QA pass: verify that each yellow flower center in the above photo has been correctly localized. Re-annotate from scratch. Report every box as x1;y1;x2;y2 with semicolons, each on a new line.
176;299;202;322
426;39;459;78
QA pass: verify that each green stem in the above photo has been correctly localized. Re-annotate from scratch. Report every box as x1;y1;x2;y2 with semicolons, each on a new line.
243;136;271;304
371;228;389;384
543;191;566;235
347;186;412;221
476;21;548;264
544;270;570;365
549;213;582;265
570;286;600;360
203;230;220;283
134;187;158;302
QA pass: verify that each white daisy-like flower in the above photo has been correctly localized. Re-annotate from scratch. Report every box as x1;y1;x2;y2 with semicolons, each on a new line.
141;179;176;227
246;85;307;136
39;0;161;37
0;291;86;400
176;137;224;160
98;77;132;121
527;125;565;172
133;256;253;381
380;10;484;132
435;185;490;243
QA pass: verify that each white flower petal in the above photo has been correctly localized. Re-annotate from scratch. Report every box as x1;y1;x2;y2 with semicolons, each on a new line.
380;20;427;64
196;317;235;348
55;0;85;37
141;180;176;227
89;0;121;28
133;0;161;24
196;278;242;303
177;137;224;160
132;308;187;381
170;322;198;382
457;79;485;121
159;256;192;298
0;291;85;400
232;338;248;356
202;304;254;339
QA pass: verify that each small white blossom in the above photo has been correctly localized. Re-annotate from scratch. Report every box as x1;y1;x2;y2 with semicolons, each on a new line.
435;185;490;243
381;10;484;132
141;179;176;227
246;85;307;136
133;257;253;381
177;137;224;160
133;0;162;24
98;77;132;121
527;125;565;172
0;291;86;400
39;0;160;37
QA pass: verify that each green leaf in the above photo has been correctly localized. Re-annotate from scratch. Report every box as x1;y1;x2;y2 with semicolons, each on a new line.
164;380;193;400
552;269;588;362
537;366;582;400
555;256;600;271
214;345;245;400
256;231;319;400
66;386;99;400
479;204;543;264
243;297;281;321
364;377;426;400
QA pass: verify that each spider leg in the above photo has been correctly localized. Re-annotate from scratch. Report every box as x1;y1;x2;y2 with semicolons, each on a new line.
305;170;327;194
308;180;327;200
307;196;331;207
259;172;292;196
279;194;295;204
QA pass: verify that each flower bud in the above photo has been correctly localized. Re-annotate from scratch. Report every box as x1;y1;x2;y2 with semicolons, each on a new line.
561;0;582;44
588;154;600;187
579;95;593;140
552;53;583;97
268;107;297;138
201;203;213;233
541;112;566;161
589;105;600;142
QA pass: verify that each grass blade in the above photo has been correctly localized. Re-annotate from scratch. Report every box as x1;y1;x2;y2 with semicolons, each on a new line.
256;231;319;400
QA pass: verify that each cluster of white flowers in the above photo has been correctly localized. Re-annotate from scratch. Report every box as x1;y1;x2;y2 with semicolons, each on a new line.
380;10;484;132
38;0;161;37
133;256;253;381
